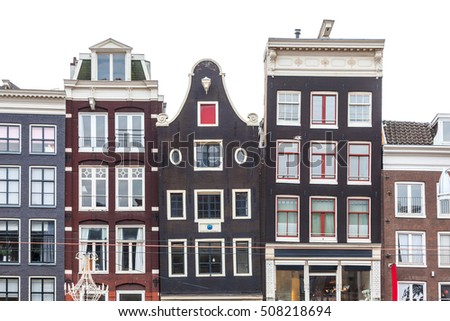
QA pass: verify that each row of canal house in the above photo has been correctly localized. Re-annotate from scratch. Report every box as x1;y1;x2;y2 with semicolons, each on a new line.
1;20;450;301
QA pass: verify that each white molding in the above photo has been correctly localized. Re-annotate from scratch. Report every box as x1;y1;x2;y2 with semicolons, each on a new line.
64;227;72;232
383;145;450;171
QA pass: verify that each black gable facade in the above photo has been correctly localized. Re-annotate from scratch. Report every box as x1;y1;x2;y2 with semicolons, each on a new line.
156;59;263;300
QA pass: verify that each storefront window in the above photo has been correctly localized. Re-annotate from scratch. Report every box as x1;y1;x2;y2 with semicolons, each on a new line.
341;267;371;301
276;268;305;301
309;269;336;301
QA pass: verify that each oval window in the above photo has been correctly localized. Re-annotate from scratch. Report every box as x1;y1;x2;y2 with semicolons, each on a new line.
234;148;247;165
169;149;182;165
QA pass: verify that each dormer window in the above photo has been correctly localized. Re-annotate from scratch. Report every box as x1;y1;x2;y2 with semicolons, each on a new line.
443;121;450;143
97;53;125;81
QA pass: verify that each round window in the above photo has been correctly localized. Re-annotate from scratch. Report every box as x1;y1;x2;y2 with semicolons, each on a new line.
234;148;247;165
169;149;182;165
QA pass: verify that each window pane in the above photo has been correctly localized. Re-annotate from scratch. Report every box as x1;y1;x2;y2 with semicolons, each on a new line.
113;54;125;80
97;54;110;80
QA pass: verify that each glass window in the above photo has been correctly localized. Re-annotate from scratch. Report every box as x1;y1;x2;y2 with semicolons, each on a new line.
117;291;144;301
233;190;250;219
169;240;186;276
0;166;20;206
197;241;224;276
395;183;425;217
443;121;450;142
195;141;222;170
277;91;301;125
98;53;125;81
348;93;372;126
234;148;247;165
168;191;185;219
80;167;108;210
116;167;144;210
276;196;299;240
78;113;107;151
30;167;56;207
116;227;145;273
30;125;56;154
30;220;55;264
276;269;305;301
398;282;425;301
440;283;450;301
80;226;108;272
397;232;426;266
311;198;336;240
348;198;370;240
0;124;20;153
0;278;19;301
277;141;300;182
196;192;222;220
30;278;55;301
310;143;337;182
234;240;251;275
198;103;218;126
169;149;182;166
439;233;450;267
341;267;371;301
0;220;19;263
311;93;337;126
115;114;144;151
348;143;370;183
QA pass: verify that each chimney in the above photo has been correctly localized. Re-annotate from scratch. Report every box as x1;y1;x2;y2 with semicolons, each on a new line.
294;29;301;39
70;57;78;80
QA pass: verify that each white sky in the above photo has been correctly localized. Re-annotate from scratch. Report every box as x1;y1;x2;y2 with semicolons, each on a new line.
1;0;448;122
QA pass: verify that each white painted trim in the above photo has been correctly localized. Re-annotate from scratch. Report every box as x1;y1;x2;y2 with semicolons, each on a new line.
438;232;450;268
276;91;301;126
29;166;57;208
276;140;300;184
346;196;371;242
167;190;186;220
152;269;159;274
116;290;145;301
0;218;21;265
115;225;146;274
115;166;145;211
28;219;56;265
197;101;219;127
309;196;338;243
151;206;159;211
0;165;21;207
395;231;427;268
347;92;372;127
29;276;56;301
79;225;109;274
65;207;72;211
232;238;252;276
310;91;338;129
151;226;159;232
394;182;426;218
65;148;72;153
275;195;300;242
234;147;247;165
195;238;226;277
193;139;223;171
0;123;21;154
232;189;251;219
309;141;338;185
347;141;372;185
79;166;109;211
438;282;450;301
64;227;72;232
168;239;187;277
29;124;57;155
194;189;224;223
383;145;450;171
169;149;182;166
64;270;72;274
397;281;427;301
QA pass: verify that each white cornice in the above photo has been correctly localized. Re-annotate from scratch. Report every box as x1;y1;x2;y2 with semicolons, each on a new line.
383;145;450;171
267;38;385;50
0;89;65;99
0;91;66;115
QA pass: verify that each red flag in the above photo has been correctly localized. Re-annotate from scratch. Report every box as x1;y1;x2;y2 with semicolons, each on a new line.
391;263;398;301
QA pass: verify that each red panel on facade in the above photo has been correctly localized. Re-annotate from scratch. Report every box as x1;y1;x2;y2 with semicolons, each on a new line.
200;104;216;125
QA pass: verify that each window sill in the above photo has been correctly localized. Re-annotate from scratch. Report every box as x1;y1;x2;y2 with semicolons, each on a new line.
394;214;426;219
276;179;300;184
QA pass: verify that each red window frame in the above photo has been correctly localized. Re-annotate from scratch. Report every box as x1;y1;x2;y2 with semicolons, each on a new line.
198;103;217;126
276;141;300;182
310;142;337;180
276;196;299;239
311;93;337;126
347;198;370;240
310;197;336;238
348;143;371;182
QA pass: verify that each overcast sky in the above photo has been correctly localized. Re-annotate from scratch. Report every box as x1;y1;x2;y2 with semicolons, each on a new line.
1;0;448;123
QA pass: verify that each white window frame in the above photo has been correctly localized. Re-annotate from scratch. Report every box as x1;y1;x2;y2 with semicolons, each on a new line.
167;190;186;220
395;182;426;218
78;113;108;152
0;218;20;264
115;225;145;274
195;238;225;277
79;166;108;211
0;165;21;207
168;239;187;277
197;101;219;127
232;189;251;219
310;196;337;243
169;149;182;166
348;92;372;127
439;282;450;301
276;140;300;184
398;281;426;301
233;238;252;276
29;124;57;155
29;219;56;265
310;91;338;129
0;276;20;301
194;189;224;223
116;290;145;301
309;141;338;185
114;113;145;152
276;91;301;126
438;232;450;268
0;123;21;154
347;197;371;243
275;195;300;242
79;225;109;274
347;142;371;185
234;148;247;165
115;166;145;211
29;166;56;208
96;52;127;81
194;139;223;171
437;182;450;219
396;231;426;267
29;277;56;301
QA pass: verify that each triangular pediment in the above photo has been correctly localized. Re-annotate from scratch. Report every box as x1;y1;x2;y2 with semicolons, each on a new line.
89;38;132;51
